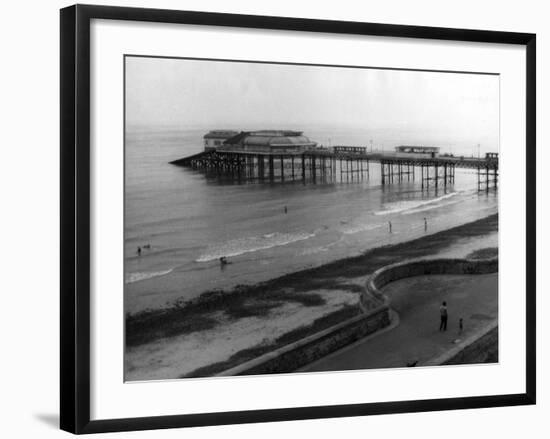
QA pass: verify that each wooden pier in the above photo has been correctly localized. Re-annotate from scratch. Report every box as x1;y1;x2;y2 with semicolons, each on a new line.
170;146;498;191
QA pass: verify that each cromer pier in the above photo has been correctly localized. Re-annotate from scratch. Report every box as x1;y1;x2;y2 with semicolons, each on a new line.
170;131;499;191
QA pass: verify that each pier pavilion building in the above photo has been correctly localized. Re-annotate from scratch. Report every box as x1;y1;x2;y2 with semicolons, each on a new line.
223;130;317;153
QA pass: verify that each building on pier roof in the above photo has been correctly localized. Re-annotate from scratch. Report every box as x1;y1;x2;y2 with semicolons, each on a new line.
395;145;440;158
203;130;239;151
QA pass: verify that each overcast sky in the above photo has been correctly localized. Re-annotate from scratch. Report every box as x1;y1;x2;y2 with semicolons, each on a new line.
125;56;499;150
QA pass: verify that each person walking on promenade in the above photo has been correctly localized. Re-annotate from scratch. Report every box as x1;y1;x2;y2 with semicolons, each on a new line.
439;301;448;331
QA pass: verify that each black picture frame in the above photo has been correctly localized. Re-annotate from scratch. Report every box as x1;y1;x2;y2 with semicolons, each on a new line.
60;4;536;434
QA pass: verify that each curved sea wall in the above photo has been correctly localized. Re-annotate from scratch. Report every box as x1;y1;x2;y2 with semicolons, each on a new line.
364;257;498;306
218;257;497;376
364;257;498;366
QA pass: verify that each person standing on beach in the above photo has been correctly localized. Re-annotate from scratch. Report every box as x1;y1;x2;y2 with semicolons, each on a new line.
137;246;141;256
388;221;392;233
424;217;428;232
439;301;448;331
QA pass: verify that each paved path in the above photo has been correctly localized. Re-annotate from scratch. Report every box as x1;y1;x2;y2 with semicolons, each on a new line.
300;273;498;372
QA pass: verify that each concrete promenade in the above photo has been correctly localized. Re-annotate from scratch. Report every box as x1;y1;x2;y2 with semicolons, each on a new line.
300;273;498;372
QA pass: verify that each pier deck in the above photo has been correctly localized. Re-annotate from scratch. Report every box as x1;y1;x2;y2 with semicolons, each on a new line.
170;146;498;191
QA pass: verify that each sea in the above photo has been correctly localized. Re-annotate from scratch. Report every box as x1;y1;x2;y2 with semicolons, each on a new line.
124;126;498;314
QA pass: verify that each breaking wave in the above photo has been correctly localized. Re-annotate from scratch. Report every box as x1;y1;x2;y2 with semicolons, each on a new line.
402;199;462;215
374;192;459;216
125;269;174;284
196;231;316;262
342;223;384;235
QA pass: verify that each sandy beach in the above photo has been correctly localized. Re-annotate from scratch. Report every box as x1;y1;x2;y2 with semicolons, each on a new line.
125;213;497;381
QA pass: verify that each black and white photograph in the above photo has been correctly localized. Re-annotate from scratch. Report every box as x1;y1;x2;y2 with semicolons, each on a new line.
124;56;500;382
1;0;543;436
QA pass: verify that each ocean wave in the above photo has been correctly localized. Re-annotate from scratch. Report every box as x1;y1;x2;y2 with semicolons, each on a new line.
196;231;316;262
402;199;462;215
125;269;174;284
374;192;459;216
342;223;384;235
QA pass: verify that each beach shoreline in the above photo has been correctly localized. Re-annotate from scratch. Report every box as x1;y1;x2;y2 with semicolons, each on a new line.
125;213;498;381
